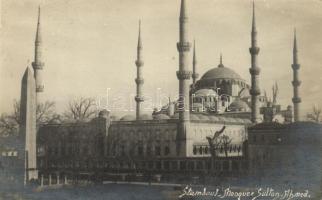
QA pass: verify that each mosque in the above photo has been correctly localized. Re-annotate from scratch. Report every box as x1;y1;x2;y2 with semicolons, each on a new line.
5;0;320;188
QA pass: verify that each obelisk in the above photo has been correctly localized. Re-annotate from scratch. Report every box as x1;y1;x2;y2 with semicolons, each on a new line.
20;67;38;184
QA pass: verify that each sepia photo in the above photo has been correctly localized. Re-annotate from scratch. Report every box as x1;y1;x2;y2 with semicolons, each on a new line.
0;0;321;199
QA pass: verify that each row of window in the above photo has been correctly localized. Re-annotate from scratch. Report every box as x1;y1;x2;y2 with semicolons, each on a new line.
1;151;18;157
42;160;245;172
252;134;283;143
46;146;103;157
111;146;171;157
193;145;242;155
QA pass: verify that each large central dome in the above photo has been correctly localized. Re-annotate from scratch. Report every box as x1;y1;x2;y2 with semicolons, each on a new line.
201;66;243;81
193;58;249;97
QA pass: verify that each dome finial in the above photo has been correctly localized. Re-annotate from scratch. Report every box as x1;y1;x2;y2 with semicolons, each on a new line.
218;53;224;68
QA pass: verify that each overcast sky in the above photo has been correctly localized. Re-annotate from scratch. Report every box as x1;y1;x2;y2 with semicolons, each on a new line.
1;0;322;117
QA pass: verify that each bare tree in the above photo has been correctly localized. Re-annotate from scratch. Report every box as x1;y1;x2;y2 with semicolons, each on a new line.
307;105;321;123
206;126;226;158
221;135;232;158
0;100;56;136
0;113;19;137
12;99;56;125
64;97;97;122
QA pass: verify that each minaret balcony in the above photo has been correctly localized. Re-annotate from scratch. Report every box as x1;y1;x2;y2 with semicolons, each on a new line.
249;67;260;75
135;78;144;85
292;64;300;70
135;96;144;102
176;71;192;80
36;85;44;92
135;60;144;67
32;61;45;69
292;97;301;103
192;73;199;79
292;80;301;87
177;42;191;52
249;47;260;54
250;88;261;96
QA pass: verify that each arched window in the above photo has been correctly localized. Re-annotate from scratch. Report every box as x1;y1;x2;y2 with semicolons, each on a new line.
199;146;203;154
204;146;208;154
164;146;170;156
146;146;151;156
193;146;197;155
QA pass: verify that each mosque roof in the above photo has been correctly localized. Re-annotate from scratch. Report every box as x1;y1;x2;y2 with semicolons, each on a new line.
120;115;136;121
229;99;250;111
154;114;171;120
140;114;153;120
190;113;251;124
195;89;217;97
201;66;244;81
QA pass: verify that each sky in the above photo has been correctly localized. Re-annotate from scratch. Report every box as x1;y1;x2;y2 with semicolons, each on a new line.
0;0;322;118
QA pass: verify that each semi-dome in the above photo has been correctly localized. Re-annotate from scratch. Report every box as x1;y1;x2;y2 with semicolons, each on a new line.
98;109;110;119
120;115;135;121
140;114;153;120
154;114;170;120
195;89;217;97
190;114;200;120
229;99;250;112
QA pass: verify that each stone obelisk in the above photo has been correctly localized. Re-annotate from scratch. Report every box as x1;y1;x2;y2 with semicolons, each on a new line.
20;67;38;184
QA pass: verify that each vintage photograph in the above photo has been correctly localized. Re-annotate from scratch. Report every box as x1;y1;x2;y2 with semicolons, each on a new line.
0;0;321;199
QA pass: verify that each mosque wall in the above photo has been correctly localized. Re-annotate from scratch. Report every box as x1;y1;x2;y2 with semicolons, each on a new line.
187;122;248;158
107;120;178;159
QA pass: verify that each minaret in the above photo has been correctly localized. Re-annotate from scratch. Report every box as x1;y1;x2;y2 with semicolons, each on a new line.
176;0;192;156
192;40;199;86
32;6;45;102
292;29;301;122
249;2;261;123
135;20;144;120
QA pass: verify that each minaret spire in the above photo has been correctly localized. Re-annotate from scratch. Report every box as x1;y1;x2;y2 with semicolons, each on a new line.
218;53;224;68
32;6;45;102
292;28;301;122
192;40;199;85
249;1;261;123
252;1;256;31
293;28;298;63
176;0;192;156
135;20;144;120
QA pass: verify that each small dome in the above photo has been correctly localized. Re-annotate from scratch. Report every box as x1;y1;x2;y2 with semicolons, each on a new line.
171;113;179;119
217;116;226;122
154;114;170;120
209;116;219;121
287;105;293;111
194;89;217;97
49;118;62;124
190;114;200;120
99;109;110;119
243;118;252;124
140;114;153;120
229;99;250;112
198;115;209;121
235;118;245;123
110;116;120;121
238;88;250;98
120;115;135;121
228;117;238;123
